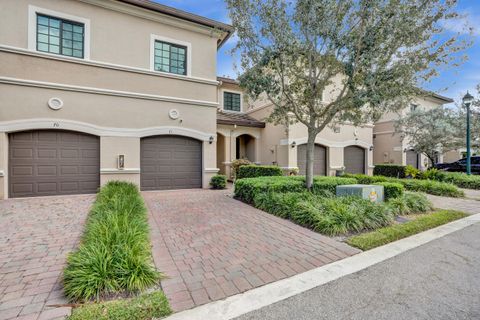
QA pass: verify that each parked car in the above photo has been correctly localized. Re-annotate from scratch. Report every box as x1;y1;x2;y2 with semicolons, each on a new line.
435;156;480;174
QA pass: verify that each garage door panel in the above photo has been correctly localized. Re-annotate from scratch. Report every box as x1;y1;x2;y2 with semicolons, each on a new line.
11;166;33;177
344;146;365;174
37;165;57;176
37;148;57;159
12;148;33;159
141;135;202;190
37;182;57;193
9;130;100;198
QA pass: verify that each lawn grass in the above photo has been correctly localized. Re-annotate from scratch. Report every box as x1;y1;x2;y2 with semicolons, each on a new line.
63;181;161;301
346;210;468;250
67;291;172;320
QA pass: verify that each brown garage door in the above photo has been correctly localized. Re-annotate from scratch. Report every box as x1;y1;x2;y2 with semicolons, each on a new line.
344;146;365;174
140;135;202;190
297;144;327;176
9;130;100;198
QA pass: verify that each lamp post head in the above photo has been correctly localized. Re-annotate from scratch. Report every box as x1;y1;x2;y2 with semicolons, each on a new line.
463;91;474;106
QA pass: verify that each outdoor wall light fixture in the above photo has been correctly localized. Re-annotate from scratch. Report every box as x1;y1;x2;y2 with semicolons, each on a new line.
369;145;374;151
209;136;214;144
291;141;296;148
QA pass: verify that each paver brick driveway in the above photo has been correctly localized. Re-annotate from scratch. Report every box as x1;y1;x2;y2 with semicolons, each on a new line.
0;195;94;320
144;189;360;312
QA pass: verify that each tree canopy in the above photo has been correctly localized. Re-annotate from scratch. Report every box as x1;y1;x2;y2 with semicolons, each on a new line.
226;0;469;187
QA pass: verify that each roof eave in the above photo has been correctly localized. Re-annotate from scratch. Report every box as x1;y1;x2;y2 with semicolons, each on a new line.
117;0;233;48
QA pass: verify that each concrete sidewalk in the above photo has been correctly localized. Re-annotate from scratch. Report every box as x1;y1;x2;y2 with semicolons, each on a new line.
237;223;480;320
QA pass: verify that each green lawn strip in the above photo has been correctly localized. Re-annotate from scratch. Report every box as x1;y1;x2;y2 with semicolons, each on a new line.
67;291;172;320
346;210;468;251
63;181;162;302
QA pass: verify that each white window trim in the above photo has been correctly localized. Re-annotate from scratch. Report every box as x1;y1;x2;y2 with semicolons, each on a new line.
221;88;243;113
150;34;192;77
28;5;91;60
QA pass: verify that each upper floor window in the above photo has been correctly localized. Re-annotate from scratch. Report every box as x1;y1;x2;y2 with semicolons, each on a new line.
154;40;187;75
36;14;84;58
224;92;241;112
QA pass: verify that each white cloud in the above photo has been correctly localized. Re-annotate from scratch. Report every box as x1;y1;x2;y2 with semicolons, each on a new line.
441;11;480;36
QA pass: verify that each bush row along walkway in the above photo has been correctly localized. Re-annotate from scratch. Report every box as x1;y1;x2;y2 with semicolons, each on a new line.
0;195;95;320
144;189;360;312
427;193;480;215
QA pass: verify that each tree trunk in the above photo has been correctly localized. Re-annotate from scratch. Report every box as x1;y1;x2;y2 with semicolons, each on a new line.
305;129;317;189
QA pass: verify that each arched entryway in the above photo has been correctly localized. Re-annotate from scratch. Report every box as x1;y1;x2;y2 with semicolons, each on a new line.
8;129;100;198
235;134;256;162
297;144;327;176
140;135;202;190
344;145;366;174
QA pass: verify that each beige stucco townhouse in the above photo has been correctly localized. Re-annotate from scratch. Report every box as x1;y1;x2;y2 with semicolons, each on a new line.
0;0;233;198
216;77;375;178
373;93;455;170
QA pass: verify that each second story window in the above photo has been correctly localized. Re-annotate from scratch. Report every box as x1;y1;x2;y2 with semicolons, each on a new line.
154;41;187;75
224;92;241;112
36;14;84;58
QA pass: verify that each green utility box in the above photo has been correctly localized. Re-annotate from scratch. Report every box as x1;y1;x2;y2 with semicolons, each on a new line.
336;184;384;203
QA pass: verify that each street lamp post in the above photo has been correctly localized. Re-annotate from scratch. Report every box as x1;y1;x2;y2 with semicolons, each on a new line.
463;92;474;175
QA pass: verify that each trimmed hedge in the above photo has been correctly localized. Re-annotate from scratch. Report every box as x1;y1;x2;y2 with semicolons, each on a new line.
236;165;283;179
252;192;393;236
63;181;161;301
419;170;480;190
342;173;464;198
210;174;227;189
373;164;406;178
374;182;404;200
234;176;357;203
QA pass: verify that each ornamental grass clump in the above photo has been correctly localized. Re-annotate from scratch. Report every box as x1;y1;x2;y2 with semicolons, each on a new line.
63;181;161;302
387;192;433;216
253;192;393;236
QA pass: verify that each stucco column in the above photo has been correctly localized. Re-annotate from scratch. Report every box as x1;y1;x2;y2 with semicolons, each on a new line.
0;132;8;199
328;147;344;176
223;134;232;179
203;140;218;188
367;149;374;175
100;137;141;186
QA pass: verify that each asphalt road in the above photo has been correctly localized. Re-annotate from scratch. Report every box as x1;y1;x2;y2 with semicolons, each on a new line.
236;223;480;320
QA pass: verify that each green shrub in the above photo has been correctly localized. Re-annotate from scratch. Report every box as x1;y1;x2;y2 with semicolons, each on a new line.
418;168;447;181
68;291;172;320
237;165;283;179
210;174;227;189
405;165;420;178
373;182;404;200
400;179;463;197
63;181;161;302
373;164;406;178
387;191;433;216
252;192;393;236
231;159;252;179
347;210;468;250
253;192;316;219
342;173;464;197
420;171;480;190
234;176;357;203
342;173;388;184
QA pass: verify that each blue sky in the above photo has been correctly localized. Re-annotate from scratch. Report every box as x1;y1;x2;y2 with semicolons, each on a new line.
155;0;480;104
